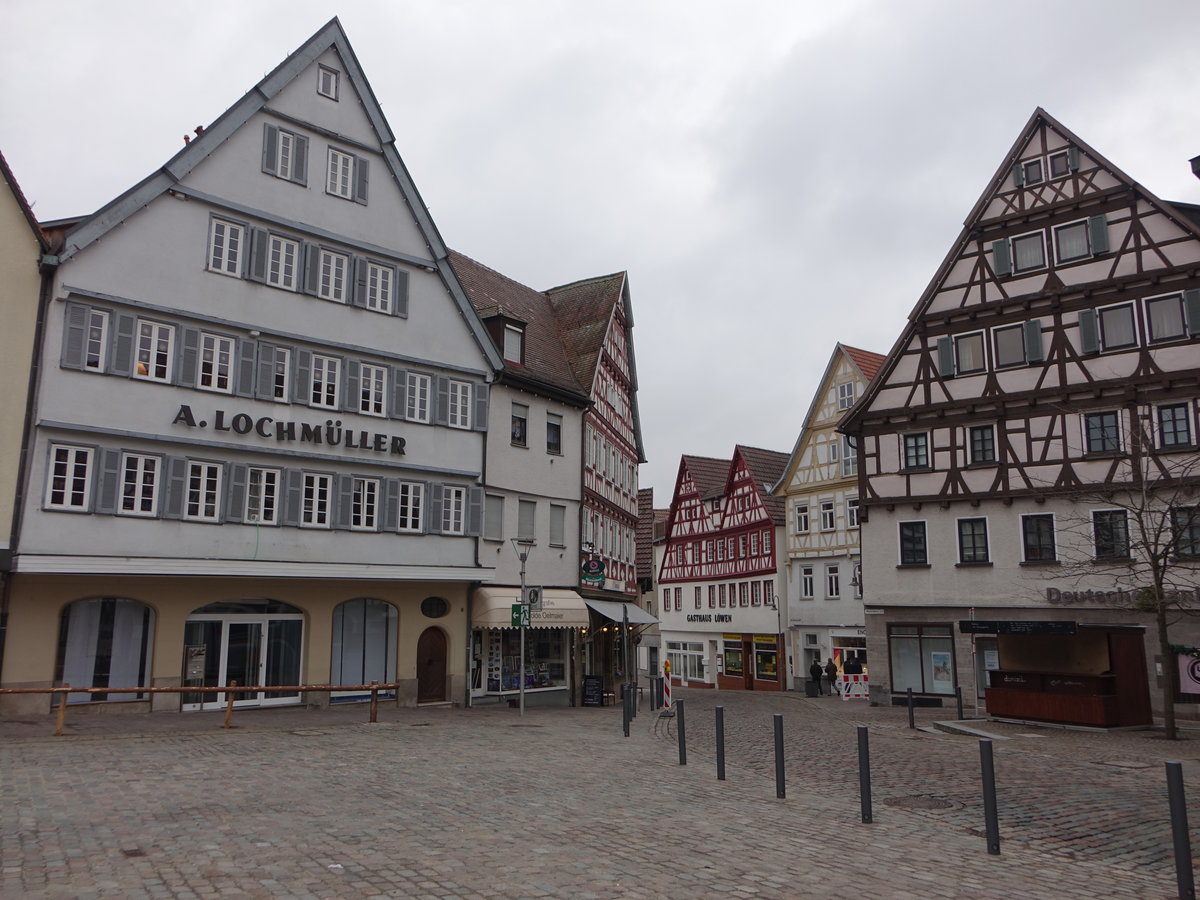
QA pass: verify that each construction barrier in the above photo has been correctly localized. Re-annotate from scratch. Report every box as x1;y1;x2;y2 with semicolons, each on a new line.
840;673;869;701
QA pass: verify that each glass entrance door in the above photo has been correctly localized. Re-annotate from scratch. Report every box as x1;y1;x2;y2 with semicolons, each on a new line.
182;605;304;710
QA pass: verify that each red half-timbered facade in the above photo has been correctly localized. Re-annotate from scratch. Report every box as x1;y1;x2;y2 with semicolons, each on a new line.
841;109;1200;720
658;446;789;691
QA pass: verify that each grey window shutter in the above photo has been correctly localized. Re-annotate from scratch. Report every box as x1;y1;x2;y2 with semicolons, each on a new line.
383;479;399;531
1088;214;1109;255
394;269;409;318
473;382;489;432
353;257;368;307
345;360;361;413
293;350;312;404
235;338;257;398
111;313;137;377
302;243;320;296
1023;319;1044;363
226;463;247;523
336;475;354;530
95;449;122;515
61;303;89;370
466;486;483;537
1068;145;1080;171
992;239;1012;277
248;228;269;283
390;367;407;419
1012;163;1024;187
283;469;303;526
163;457;188;520
1079;309;1100;354
1184;289;1200;337
262;124;279;176
936;337;955;378
177;327;200;388
255;342;277;400
427;483;443;534
353;156;369;205
292;134;309;186
434;376;450;426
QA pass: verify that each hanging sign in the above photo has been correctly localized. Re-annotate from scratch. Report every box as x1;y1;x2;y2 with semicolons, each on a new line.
581;558;605;584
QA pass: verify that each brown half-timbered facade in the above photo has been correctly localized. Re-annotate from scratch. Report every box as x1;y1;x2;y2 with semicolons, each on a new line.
658;446;788;691
841;109;1200;720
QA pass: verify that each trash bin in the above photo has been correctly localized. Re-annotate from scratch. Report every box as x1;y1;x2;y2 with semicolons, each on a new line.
805;679;820;698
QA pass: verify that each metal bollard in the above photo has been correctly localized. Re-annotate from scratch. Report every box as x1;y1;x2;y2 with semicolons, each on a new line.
223;680;237;729
857;725;873;824
979;738;1000;855
677;699;687;765
956;685;964;720
1166;761;1196;900
907;687;915;729
369;680;379;723
623;684;631;738
774;714;785;799
715;706;726;781
54;684;69;737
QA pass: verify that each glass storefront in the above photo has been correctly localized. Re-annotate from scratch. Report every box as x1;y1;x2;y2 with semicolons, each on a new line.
56;598;155;703
330;598;397;700
753;635;778;681
667;641;705;681
889;624;955;694
723;637;744;678
479;628;569;694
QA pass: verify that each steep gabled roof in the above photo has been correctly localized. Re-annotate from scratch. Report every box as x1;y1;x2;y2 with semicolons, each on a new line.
449;250;589;402
547;272;627;389
734;445;789;524
0;150;48;252
681;454;731;502
843;344;885;382
636;487;656;580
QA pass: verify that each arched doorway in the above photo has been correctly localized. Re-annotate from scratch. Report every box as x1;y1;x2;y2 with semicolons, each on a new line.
417;627;447;703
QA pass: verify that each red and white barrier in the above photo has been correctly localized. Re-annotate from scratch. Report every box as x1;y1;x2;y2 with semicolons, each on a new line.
663;662;672;709
840;673;869;701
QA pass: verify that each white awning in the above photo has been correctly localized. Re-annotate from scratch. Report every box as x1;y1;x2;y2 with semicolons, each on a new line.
583;598;658;626
473;587;590;629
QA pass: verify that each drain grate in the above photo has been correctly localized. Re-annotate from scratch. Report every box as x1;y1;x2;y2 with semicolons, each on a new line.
121;848;147;858
884;795;955;810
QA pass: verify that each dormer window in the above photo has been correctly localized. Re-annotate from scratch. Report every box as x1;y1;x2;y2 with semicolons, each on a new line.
503;324;524;364
318;65;339;100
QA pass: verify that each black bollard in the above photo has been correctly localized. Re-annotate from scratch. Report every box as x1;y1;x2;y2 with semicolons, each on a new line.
677;699;687;765
857;725;873;824
715;706;726;781
622;684;630;737
774;714;785;799
1166;761;1196;900
907;687;915;729
980;739;1000;855
956;685;964;720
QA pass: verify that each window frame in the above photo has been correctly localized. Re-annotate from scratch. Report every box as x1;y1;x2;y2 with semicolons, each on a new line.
1020;513;1057;563
841;434;858;477
351;477;380;531
442;486;467;535
326;148;356;200
184;461;222;523
898;521;928;566
902;432;930;470
246;467;280;525
83;308;109;372
397;481;424;532
546;413;563;455
511;402;528;447
1084;410;1122;455
447;380;472;429
310;354;341;410
1171;507;1200;558
301;472;333;529
317;65;339;100
825;564;840;599
847;497;860;529
1145;293;1188;343
954;331;986;375
968;424;996;465
266;234;301;291
198;332;235;394
1098;302;1137;351
268;346;290;403
317;249;350;303
819;500;836;532
119;452;160;518
1093;509;1130;560
406;373;431;423
364;262;393;314
956;517;990;565
1053;219;1091;264
46;444;93;511
992;323;1026;369
358;363;387;417
837;381;855;410
207;217;245;277
1157;403;1193;449
795;504;809;534
1011;230;1046;273
549;503;566;548
134;319;174;383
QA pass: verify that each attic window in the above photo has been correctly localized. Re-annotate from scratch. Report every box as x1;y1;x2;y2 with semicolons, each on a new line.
1022;159;1043;185
1049;152;1070;178
318;66;339;100
503;325;524;364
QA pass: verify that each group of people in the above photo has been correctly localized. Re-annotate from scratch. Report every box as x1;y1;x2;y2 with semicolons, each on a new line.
808;655;864;695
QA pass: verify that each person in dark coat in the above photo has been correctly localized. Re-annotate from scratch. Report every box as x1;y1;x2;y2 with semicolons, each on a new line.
809;660;824;695
825;658;840;695
844;655;864;675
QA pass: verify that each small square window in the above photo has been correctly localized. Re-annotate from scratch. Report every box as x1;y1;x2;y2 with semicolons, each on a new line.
318;65;339;100
903;433;929;470
1023;159;1044;185
968;424;996;465
1158;404;1193;448
954;332;985;374
1054;221;1090;263
993;324;1026;368
1012;232;1046;272
957;517;989;564
1084;411;1121;454
1098;304;1136;350
1049;152;1071;178
1146;294;1187;343
899;521;927;566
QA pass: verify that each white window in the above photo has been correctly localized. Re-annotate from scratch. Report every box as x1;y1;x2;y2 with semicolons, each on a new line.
442;486;466;535
397;482;423;532
484;494;504;541
185;462;222;522
795;504;809;534
135;320;174;382
503;325;523;363
318;250;350;302
549;504;566;547
842;435;858;476
406;373;431;423
827;441;839;464
359;364;387;417
847;497;860;528
84;309;109;372
198;333;234;393
837;381;855;410
46;445;92;511
826;564;840;599
1054;220;1090;262
365;262;393;313
311;355;340;409
448;380;472;429
246;467;279;525
275;129;297;180
208;218;244;276
327;148;355;199
820;500;836;531
267;235;300;290
267;346;290;402
302;473;332;528
119;453;159;517
517;499;536;541
317;65;339;100
352;477;379;530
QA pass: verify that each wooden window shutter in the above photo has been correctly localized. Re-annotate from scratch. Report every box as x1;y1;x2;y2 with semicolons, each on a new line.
1012;163;1024;187
177;328;200;388
302;243;320;296
351;257;368;308
292;350;312;404
95;449;122;515
427;483;443;534
61;303;90;370
344;360;361;413
110;313;137;377
1079;309;1100;354
1068;145;1080;171
383;479;400;532
1023;319;1044;363
1184;289;1200;337
291;134;308;186
262;124;279;176
282;469;304;527
992;239;1012;277
353;156;369;205
936;336;955;378
473;382;489;432
163;457;189;520
466;486;483;537
335;475;354;530
235;339;257;398
225;463;247;523
394;269;409;318
434;376;450;426
390;367;407;419
248;228;269;283
255;342;277;400
1088;214;1109;255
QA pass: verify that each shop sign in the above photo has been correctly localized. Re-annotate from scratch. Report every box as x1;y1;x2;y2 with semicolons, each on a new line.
1044;587;1200;606
172;405;406;455
686;614;733;623
959;620;1077;635
581;558;605;584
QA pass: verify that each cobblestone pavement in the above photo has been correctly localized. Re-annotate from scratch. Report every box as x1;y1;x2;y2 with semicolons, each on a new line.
1;689;1197;898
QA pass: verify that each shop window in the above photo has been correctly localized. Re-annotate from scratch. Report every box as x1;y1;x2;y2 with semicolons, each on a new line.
754;637;778;681
330;599;397;700
888;624;954;695
666;641;705;681
55;598;154;703
723;640;743;677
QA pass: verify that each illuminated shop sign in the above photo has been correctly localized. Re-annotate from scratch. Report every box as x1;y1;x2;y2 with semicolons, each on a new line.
171;405;406;455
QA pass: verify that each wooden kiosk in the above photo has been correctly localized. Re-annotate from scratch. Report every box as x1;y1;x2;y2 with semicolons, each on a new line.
964;621;1152;728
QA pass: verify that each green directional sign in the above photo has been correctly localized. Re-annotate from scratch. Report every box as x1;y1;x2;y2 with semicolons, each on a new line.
511;603;530;627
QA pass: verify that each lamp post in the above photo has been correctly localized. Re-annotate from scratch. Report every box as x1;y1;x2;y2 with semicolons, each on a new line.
511;538;535;717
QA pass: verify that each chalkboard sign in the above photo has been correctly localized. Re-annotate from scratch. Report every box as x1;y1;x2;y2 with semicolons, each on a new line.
582;675;604;707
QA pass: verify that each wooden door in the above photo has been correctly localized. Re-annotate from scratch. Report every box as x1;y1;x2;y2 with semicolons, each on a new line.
417;627;447;703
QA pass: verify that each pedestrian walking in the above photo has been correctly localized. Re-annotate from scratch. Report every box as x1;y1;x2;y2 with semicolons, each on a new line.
809;660;824;695
825;658;840;695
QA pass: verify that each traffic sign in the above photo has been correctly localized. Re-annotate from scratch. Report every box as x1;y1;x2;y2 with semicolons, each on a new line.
511;603;530;627
526;586;542;611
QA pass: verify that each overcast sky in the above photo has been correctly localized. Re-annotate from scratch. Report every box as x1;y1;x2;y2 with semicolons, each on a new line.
4;1;1200;500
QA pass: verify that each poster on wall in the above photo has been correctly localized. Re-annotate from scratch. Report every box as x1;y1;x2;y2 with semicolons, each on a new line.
1177;654;1200;698
930;651;953;692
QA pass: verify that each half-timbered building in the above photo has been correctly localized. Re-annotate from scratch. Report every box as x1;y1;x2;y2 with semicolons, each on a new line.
773;344;884;686
841;109;1200;721
658;447;789;690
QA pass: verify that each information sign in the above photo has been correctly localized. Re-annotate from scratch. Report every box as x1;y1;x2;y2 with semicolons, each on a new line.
511;603;530;627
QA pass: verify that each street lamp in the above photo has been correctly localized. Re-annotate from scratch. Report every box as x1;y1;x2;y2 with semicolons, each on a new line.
510;538;535;717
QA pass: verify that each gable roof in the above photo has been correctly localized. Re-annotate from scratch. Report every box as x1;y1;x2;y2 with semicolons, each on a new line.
681;454;731;502
0;150;48;252
51;17;500;369
636;487;656;580
734;445;789;524
841;107;1200;433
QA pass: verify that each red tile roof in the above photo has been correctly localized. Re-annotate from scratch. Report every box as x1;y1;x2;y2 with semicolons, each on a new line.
681;454;731;501
735;445;790;524
841;344;886;383
546;272;626;391
636;488;656;579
